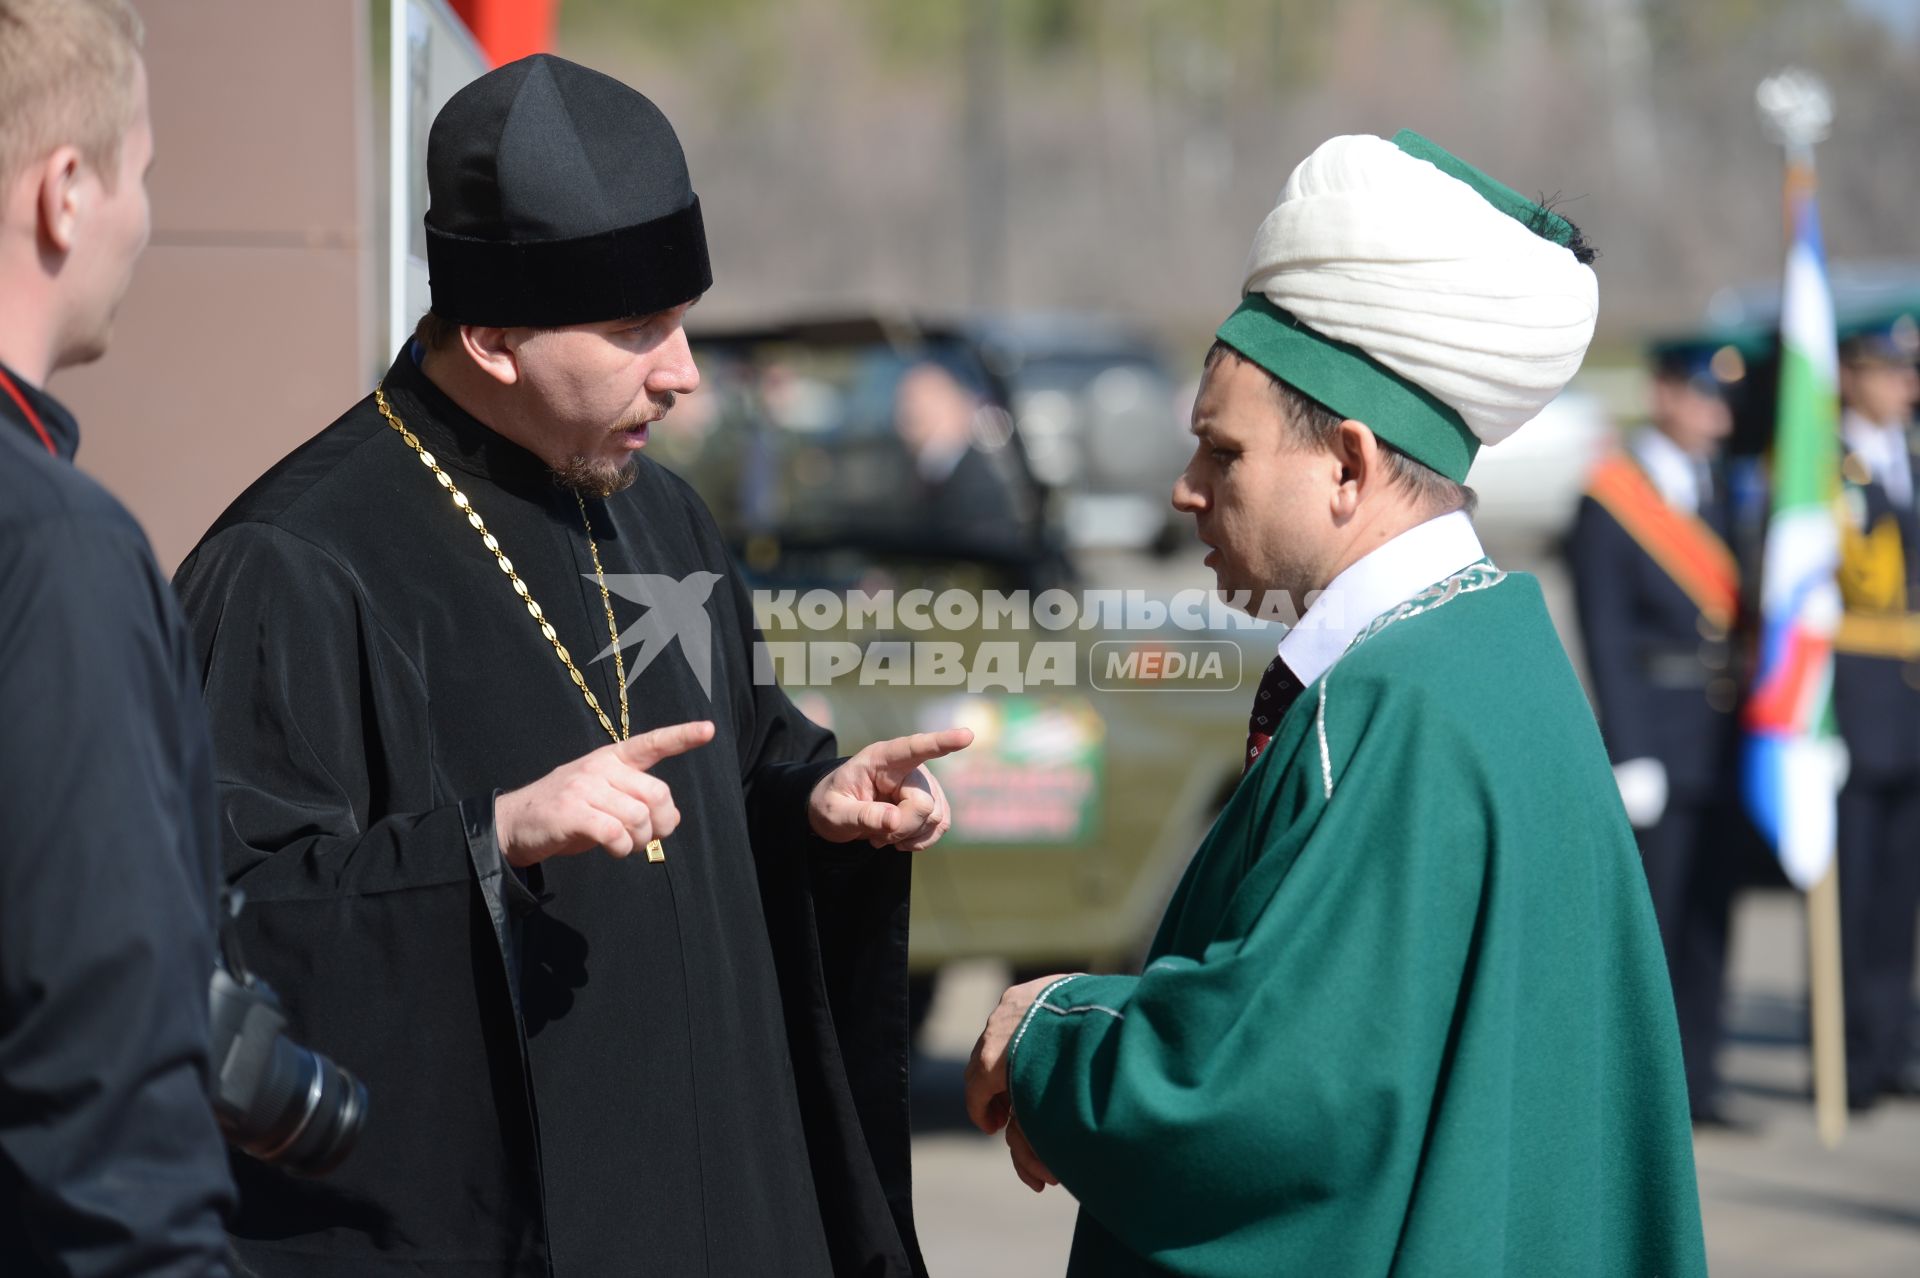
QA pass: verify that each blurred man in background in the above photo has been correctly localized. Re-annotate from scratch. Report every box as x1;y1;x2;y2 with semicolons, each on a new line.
892;360;1027;561
1832;314;1920;1111
1568;337;1747;1126
0;1;234;1272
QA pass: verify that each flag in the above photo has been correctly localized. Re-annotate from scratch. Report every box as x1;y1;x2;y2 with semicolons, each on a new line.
449;0;557;66
1742;170;1846;890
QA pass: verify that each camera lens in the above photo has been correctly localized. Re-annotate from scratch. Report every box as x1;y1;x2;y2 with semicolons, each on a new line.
210;966;369;1177
237;1035;369;1177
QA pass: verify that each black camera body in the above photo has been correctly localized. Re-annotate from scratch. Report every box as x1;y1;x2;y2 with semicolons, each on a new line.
210;893;367;1176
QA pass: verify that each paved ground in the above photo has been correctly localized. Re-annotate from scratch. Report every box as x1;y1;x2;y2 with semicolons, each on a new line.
910;892;1920;1276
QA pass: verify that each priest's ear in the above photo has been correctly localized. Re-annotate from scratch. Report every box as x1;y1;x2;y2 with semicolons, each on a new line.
458;325;523;386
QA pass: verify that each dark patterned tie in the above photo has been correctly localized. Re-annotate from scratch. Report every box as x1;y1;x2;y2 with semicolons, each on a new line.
1244;655;1306;773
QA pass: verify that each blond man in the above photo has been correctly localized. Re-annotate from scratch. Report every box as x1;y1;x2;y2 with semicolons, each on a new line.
0;3;234;1273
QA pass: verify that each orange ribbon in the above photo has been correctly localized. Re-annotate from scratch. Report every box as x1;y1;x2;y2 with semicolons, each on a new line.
1585;452;1740;631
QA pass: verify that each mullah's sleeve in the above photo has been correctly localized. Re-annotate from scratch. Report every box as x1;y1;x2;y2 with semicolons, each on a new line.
1566;495;1656;764
1007;681;1491;1264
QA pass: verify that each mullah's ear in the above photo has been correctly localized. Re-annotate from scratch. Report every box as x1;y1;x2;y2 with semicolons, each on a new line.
1331;418;1381;502
458;325;520;386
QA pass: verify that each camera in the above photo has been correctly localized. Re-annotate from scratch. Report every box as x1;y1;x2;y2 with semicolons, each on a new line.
209;891;368;1176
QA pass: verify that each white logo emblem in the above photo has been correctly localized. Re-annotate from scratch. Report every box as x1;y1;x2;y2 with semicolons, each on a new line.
588;572;725;698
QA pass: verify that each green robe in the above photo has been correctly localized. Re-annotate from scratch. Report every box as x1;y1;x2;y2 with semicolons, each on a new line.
1009;563;1707;1277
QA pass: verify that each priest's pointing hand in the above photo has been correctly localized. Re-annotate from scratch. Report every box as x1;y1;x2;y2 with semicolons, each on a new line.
495;720;717;866
808;728;975;850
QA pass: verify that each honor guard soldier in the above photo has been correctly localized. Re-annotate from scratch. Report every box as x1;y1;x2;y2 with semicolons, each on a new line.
1569;335;1750;1126
1832;310;1920;1110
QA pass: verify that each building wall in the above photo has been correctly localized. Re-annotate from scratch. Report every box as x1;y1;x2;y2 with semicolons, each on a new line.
51;0;374;572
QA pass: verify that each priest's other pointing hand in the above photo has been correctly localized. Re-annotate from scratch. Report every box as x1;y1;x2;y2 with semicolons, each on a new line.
807;727;973;851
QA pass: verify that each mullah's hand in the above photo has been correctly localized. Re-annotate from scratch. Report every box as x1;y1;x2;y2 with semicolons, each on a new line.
494;720;715;867
808;728;974;850
963;974;1071;1137
1004;1117;1059;1194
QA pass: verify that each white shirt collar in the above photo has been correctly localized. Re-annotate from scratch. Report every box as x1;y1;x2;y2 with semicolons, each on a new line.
1275;509;1486;687
1843;410;1913;507
1631;428;1703;515
914;438;969;485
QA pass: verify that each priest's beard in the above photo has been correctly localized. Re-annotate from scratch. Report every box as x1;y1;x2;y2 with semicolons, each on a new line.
551;455;639;498
548;393;676;497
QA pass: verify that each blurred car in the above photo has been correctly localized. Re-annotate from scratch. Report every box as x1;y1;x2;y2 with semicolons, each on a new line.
1464;388;1614;555
1704;259;1920;336
662;315;1274;1005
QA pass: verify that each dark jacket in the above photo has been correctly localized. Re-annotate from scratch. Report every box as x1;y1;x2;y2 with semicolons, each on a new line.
1832;440;1920;780
0;363;234;1275
1567;453;1742;800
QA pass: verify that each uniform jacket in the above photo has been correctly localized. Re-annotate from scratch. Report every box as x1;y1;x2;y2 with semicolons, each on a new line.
1833;435;1920;779
1567;448;1742;799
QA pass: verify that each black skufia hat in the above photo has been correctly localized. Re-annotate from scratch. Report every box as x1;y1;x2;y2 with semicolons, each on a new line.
424;54;711;326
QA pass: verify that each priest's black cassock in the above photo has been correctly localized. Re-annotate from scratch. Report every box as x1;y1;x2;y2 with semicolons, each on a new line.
173;346;920;1276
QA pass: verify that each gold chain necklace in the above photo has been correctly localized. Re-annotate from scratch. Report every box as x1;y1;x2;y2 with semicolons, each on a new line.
375;386;663;861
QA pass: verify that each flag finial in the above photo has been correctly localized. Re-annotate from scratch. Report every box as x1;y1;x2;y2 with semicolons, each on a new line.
1757;68;1832;153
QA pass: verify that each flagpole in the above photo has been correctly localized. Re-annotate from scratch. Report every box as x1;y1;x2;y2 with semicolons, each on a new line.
1756;68;1847;1149
1807;866;1847;1145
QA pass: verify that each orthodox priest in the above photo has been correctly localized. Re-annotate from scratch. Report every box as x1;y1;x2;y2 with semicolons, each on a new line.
175;55;959;1277
964;132;1707;1276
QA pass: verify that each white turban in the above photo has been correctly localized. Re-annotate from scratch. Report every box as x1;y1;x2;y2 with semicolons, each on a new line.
1217;130;1599;479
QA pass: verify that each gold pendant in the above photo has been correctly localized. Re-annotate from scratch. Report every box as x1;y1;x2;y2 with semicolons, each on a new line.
645;838;666;863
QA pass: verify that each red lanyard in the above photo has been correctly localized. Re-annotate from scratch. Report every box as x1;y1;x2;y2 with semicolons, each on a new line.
0;365;57;457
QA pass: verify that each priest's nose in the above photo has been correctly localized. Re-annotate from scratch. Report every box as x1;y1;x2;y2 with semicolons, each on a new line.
649;323;701;398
